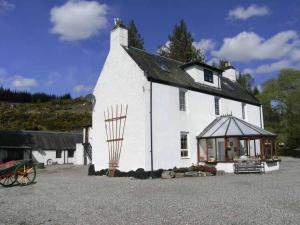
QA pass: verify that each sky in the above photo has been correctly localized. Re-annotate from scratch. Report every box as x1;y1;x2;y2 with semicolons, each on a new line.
0;0;299;96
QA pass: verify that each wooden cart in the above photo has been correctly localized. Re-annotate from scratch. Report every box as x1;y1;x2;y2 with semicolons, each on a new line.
0;160;36;187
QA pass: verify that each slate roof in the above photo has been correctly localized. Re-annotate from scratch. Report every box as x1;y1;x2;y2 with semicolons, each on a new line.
124;47;260;106
0;130;82;150
197;115;276;139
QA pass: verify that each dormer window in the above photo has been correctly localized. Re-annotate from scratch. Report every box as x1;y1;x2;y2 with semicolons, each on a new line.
204;69;214;83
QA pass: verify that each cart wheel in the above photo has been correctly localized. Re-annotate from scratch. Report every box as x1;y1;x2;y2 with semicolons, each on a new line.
0;175;16;187
15;164;36;186
47;159;53;165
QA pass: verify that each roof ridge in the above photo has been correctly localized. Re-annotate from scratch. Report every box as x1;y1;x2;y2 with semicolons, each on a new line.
126;46;184;64
0;130;81;135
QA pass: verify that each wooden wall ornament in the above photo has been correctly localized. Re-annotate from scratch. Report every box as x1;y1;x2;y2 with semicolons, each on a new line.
104;104;128;177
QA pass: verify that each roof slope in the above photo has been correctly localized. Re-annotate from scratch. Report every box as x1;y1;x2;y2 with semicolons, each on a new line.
124;47;260;105
0;130;82;150
197;115;275;138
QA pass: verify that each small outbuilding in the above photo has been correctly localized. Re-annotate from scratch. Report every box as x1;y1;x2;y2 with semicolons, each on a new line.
197;115;279;173
0;130;89;165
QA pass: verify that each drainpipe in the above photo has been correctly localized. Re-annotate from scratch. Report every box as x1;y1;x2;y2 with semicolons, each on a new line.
259;105;263;128
150;81;154;175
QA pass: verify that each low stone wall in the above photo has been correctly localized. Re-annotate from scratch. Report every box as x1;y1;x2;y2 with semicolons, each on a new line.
202;161;280;173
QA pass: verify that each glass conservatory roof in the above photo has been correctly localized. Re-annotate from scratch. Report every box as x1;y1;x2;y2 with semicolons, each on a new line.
197;115;276;139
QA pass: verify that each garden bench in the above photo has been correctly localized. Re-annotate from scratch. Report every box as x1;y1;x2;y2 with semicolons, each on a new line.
234;159;265;174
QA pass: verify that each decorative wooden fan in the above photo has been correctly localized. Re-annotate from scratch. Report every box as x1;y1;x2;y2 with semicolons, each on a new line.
104;104;128;177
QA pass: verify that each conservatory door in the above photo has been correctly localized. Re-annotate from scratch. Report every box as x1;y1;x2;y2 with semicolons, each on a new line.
218;141;225;161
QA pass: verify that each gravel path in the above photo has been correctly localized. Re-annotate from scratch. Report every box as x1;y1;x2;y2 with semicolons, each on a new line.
0;157;300;225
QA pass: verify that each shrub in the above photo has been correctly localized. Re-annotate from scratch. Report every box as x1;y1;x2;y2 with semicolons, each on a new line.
151;169;164;178
134;168;149;179
173;167;189;173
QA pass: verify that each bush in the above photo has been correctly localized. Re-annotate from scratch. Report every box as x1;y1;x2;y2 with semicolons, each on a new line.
92;165;217;178
127;170;135;177
151;169;164;178
173;167;189;173
134;168;150;179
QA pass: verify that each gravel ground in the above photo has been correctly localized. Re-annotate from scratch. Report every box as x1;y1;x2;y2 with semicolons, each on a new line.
0;157;300;225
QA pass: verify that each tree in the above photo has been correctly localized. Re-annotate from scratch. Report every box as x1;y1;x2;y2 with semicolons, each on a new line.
218;59;228;70
158;20;205;63
258;69;300;151
237;73;254;93
236;72;260;96
127;20;144;50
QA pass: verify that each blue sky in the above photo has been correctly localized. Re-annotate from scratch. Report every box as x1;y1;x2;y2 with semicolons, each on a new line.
0;0;299;96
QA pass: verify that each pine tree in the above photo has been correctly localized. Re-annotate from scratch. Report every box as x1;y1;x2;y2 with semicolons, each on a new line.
127;20;144;50
158;20;204;63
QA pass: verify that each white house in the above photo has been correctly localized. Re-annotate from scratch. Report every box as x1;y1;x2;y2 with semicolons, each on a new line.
91;20;279;173
0;130;90;165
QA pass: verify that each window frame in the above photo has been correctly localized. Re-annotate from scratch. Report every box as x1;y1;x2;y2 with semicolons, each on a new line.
68;150;74;158
179;89;186;111
180;132;189;158
215;97;220;115
204;69;214;83
56;150;62;159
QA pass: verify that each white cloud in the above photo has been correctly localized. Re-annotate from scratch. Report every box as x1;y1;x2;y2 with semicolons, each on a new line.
243;60;291;75
242;68;254;74
50;0;108;41
45;80;54;86
73;84;93;93
0;0;14;12
228;5;270;20
212;30;299;62
290;49;300;62
193;39;215;53
157;40;170;54
11;75;38;88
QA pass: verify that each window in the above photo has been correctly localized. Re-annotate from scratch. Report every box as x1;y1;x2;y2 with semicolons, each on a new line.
242;103;246;119
180;132;189;158
204;69;214;83
179;89;186;111
68;150;74;158
56;150;62;158
215;97;220;115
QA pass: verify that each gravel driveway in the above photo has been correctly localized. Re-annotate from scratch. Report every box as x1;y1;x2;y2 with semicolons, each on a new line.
0;157;300;225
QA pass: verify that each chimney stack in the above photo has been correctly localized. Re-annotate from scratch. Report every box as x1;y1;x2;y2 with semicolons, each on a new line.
222;61;237;82
110;17;128;50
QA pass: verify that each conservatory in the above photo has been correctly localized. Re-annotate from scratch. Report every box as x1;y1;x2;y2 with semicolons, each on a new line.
197;115;280;173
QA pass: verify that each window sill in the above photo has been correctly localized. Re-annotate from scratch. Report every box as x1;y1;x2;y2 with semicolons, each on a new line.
181;157;190;159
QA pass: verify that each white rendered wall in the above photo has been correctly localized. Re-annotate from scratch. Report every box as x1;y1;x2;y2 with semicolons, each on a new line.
75;144;84;165
185;65;220;88
151;82;262;170
92;41;148;171
32;150;79;165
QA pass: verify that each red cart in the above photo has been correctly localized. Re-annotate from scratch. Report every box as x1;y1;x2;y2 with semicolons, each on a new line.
0;160;36;187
